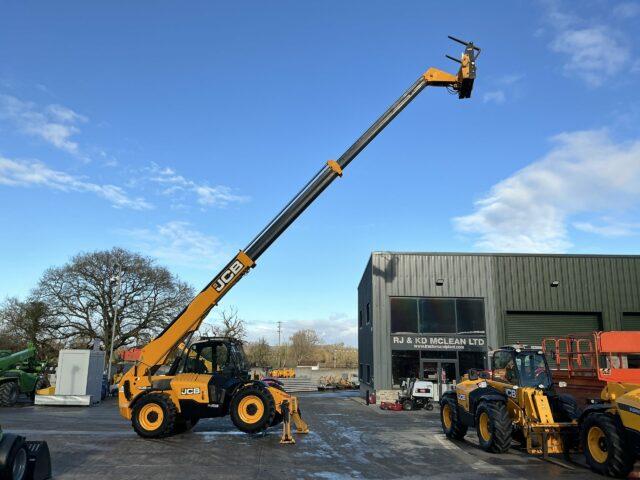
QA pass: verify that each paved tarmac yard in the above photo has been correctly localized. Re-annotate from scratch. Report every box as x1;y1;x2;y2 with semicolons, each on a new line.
1;391;602;479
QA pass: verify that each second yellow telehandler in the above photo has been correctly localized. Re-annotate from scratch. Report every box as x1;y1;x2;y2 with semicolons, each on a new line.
440;345;580;456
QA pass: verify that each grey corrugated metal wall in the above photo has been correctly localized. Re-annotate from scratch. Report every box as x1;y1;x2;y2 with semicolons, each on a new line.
357;257;373;391
367;253;500;392
358;252;640;391
504;313;601;346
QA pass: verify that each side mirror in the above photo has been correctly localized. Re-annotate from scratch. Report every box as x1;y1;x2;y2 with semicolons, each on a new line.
468;369;479;381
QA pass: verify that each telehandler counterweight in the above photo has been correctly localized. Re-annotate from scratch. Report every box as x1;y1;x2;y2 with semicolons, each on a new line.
119;36;480;440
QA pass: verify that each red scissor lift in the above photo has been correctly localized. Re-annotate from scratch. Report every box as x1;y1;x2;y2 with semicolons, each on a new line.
544;332;640;477
543;333;605;405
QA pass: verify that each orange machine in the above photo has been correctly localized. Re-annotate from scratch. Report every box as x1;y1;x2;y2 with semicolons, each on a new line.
544;331;640;477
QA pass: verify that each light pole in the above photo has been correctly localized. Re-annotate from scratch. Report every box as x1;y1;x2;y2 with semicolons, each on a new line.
106;266;123;386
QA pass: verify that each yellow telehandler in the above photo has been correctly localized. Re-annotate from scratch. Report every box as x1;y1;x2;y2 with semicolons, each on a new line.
118;36;480;442
440;345;580;456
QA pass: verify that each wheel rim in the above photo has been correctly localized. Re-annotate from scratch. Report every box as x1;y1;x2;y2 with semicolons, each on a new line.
587;426;608;464
139;403;165;431
238;395;265;424
442;404;453;429
479;412;491;441
12;447;27;480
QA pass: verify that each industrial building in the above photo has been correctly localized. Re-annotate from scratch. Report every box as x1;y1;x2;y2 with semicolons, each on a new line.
357;252;640;397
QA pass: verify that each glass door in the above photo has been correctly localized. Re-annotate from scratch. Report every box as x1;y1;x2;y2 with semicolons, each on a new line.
438;361;458;399
421;359;458;401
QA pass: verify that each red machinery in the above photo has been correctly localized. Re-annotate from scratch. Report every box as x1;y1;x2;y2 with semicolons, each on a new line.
542;331;640;404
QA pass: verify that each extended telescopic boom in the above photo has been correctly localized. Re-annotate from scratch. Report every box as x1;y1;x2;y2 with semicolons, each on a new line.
124;37;479;382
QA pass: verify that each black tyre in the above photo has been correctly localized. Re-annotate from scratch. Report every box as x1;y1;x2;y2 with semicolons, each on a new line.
230;385;275;434
555;394;581;450
174;415;200;434
475;401;512;453
31;377;50;400
270;411;283;427
131;393;178;438
440;396;468;440
0;434;28;480
402;399;413;411
557;394;581;421
0;382;19;407
581;413;635;478
425;401;434;411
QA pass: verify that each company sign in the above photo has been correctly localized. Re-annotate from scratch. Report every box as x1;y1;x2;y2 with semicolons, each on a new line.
391;334;486;351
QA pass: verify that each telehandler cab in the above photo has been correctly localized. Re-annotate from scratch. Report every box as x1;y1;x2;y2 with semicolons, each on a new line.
119;36;480;441
440;345;580;456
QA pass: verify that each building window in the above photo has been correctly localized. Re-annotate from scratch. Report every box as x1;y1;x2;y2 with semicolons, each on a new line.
390;296;486;335
366;303;371;325
390;298;419;333
392;351;419;386
366;364;371;383
358;363;363;381
359;310;363;328
456;299;485;333
420;298;456;333
458;351;486;376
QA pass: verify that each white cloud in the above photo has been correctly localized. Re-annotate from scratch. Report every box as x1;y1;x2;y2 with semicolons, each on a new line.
0;95;87;155
148;163;249;208
0;156;152;210
482;74;523;105
574;219;639;237
499;74;524;86
483;90;506;104
119;221;227;269
550;27;629;87
613;2;640;19
542;2;632;87
453;130;640;252
245;313;357;346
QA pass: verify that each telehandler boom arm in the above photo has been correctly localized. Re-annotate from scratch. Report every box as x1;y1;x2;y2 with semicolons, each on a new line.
127;37;479;382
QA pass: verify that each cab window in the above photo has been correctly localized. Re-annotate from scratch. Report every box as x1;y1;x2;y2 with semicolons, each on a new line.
215;344;229;371
515;352;551;388
183;344;230;374
492;351;517;384
185;345;214;374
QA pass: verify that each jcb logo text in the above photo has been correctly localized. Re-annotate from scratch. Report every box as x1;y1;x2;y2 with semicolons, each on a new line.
181;388;201;395
213;260;244;292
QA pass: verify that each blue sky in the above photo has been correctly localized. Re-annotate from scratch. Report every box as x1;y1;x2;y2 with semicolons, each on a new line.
1;1;639;346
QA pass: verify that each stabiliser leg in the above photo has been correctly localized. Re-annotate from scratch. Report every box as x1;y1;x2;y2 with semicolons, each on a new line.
279;397;310;444
292;407;309;434
280;400;294;444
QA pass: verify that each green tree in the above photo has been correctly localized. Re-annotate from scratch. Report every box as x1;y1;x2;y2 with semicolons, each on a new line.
0;297;63;358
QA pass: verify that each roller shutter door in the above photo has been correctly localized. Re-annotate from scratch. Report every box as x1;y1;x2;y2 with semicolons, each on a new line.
622;314;640;331
504;313;601;346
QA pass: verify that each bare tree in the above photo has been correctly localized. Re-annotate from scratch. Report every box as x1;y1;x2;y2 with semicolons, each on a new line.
289;329;320;366
34;248;194;358
205;306;246;340
245;337;271;367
